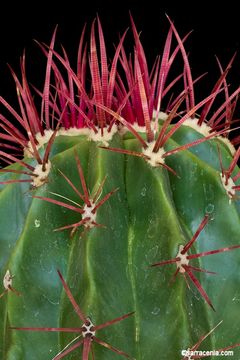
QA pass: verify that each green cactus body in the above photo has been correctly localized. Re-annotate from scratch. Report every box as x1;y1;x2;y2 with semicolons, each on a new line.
0;17;240;360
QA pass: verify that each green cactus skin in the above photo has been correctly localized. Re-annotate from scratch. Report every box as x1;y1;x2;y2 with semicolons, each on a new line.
1;16;240;360
0;126;239;359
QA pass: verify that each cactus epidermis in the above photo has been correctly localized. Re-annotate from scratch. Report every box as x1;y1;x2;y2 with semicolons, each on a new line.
0;16;240;360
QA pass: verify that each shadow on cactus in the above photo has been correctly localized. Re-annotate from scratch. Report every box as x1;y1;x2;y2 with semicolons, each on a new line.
0;14;240;360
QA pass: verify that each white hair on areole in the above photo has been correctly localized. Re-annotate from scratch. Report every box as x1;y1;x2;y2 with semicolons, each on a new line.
183;117;236;155
220;173;236;204
24;125;119;156
31;161;51;187
142;141;165;167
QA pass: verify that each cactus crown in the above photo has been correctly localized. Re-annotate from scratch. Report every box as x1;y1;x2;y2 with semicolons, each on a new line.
0;15;240;360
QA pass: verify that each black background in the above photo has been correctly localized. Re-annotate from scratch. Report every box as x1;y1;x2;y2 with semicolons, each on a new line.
0;0;240;113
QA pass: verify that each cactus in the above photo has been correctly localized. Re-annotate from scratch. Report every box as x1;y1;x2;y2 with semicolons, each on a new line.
0;16;240;359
